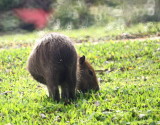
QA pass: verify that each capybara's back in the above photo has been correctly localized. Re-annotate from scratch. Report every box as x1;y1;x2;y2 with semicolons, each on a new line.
27;33;77;101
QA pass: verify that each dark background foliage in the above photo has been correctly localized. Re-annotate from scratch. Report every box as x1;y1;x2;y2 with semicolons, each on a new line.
0;0;160;31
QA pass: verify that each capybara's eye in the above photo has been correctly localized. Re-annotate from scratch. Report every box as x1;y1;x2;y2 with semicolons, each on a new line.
88;70;93;76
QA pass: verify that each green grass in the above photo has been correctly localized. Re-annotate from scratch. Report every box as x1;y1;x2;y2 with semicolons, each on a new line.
0;31;160;124
0;22;160;49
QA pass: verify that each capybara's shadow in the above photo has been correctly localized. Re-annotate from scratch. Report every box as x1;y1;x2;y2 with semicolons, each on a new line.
43;90;99;103
38;90;100;113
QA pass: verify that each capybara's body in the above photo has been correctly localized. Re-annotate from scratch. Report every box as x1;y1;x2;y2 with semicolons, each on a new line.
27;33;99;101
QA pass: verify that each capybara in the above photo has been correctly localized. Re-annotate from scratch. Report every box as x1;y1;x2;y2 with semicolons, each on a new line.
27;33;99;101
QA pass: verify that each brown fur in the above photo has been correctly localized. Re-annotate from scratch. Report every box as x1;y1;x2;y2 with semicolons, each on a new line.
77;56;99;93
27;33;99;102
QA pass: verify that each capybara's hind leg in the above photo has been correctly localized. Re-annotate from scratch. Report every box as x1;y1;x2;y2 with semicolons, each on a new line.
69;72;76;100
61;84;69;100
46;75;60;102
61;81;75;101
61;67;76;101
68;68;77;100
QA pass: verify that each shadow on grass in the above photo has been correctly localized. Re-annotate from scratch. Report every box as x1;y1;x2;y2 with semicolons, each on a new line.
37;90;101;113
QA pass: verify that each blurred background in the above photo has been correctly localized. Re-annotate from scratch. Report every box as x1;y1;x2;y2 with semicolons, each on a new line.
0;0;160;35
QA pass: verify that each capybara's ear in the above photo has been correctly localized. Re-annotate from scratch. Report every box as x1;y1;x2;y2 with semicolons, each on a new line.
80;55;85;65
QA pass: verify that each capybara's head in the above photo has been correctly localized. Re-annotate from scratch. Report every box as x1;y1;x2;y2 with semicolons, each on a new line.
77;56;99;93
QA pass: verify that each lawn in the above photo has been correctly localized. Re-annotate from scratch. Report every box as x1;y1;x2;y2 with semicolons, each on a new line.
0;22;160;49
0;28;160;124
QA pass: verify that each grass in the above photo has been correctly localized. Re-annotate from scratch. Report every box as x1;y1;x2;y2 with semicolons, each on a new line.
0;22;160;49
0;28;160;124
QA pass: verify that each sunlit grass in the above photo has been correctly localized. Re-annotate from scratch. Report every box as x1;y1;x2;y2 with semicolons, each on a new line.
0;36;160;124
0;22;160;49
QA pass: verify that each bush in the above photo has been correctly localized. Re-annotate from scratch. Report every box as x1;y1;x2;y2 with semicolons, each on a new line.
50;0;94;29
0;0;21;11
0;11;20;32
